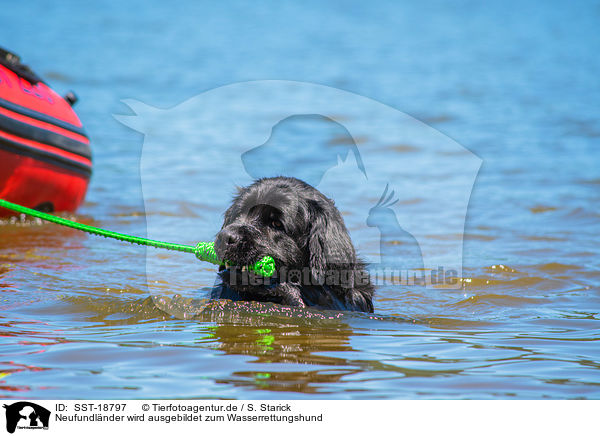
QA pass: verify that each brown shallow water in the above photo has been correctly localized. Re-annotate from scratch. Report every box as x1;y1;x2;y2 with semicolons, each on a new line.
1;0;600;399
1;211;599;399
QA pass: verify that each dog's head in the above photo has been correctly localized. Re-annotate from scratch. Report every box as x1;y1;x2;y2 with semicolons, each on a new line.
214;177;358;291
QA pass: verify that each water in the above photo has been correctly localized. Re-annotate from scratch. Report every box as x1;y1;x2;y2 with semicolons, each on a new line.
1;0;599;399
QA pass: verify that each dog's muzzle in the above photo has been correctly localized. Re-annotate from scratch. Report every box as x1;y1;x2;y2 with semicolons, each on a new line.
214;223;262;266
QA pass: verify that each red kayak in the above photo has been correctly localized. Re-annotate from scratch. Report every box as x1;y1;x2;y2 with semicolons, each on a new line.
0;48;92;217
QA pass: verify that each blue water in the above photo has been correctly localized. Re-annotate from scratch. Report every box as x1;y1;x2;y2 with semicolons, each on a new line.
0;0;599;399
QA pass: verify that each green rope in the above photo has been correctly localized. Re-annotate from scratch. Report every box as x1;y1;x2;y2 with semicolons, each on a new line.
0;199;275;278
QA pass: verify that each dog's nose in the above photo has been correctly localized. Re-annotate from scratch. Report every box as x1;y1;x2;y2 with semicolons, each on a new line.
215;226;240;254
223;228;238;245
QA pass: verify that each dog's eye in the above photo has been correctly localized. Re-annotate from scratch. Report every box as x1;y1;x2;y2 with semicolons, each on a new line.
271;219;283;230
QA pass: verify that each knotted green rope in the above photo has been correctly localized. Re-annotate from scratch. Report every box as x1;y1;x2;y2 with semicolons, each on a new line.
0;199;275;277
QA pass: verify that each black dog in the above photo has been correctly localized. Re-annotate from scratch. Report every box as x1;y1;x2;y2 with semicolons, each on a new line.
212;177;374;312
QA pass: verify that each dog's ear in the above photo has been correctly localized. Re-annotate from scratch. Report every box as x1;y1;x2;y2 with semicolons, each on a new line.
308;212;327;283
308;201;356;284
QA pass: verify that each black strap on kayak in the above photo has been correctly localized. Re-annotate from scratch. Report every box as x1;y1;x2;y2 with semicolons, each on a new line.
0;47;45;85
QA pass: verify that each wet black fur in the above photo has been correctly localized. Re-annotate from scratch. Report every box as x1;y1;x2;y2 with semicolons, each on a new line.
212;177;374;312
